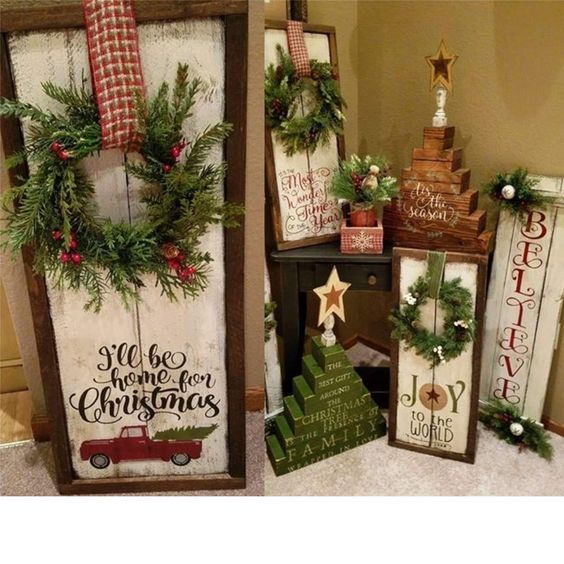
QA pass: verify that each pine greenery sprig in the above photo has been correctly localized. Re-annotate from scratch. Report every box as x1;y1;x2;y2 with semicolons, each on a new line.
479;400;554;460
330;153;398;206
483;167;552;221
265;45;346;156
389;275;475;368
264;301;277;343
1;64;243;312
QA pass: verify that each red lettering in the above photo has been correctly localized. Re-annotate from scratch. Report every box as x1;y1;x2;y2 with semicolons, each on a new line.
511;268;535;297
513;241;543;269
498;355;525;378
521;210;547;240
500;327;529;354
505;296;536;328
493;378;521;404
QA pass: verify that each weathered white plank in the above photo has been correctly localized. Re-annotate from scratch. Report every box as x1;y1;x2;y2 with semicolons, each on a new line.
8;19;230;478
265;28;341;245
394;255;477;455
481;175;564;420
132;19;229;476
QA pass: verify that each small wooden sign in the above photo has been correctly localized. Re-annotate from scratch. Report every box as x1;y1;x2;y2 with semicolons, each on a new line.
1;0;247;494
383;126;494;255
480;176;564;420
389;248;488;463
265;20;344;251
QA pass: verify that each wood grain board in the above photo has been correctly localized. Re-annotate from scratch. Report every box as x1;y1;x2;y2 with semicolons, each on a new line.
480;175;564;420
265;21;344;250
1;2;248;493
389;248;488;463
384;126;493;253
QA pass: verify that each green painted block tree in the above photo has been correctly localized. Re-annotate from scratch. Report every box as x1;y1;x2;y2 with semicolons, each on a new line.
267;336;386;475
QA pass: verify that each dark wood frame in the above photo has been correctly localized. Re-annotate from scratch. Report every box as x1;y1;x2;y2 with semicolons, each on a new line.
265;20;345;251
388;247;488;464
0;0;247;494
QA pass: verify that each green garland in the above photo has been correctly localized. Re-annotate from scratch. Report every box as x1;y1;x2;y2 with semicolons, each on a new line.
264;301;277;343
479;400;553;460
330;154;398;206
390;275;475;368
0;64;244;312
265;44;346;157
483;167;551;221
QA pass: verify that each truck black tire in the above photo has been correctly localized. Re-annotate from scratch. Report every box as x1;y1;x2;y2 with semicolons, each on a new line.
90;453;110;469
171;453;191;466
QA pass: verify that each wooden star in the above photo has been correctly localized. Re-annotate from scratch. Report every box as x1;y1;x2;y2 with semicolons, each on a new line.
425;40;458;92
313;266;351;326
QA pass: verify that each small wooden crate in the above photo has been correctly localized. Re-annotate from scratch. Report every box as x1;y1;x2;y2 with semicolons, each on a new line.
340;219;384;254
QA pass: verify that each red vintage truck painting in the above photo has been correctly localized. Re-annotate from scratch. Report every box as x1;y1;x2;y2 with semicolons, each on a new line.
79;425;202;469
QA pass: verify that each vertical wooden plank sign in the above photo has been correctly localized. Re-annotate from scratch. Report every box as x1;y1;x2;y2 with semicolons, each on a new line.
1;1;247;494
480;176;564;421
265;21;344;250
389;248;488;463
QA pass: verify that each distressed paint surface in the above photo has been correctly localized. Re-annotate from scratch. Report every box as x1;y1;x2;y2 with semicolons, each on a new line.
8;19;229;478
395;256;477;455
265;28;341;244
481;176;564;420
264;263;283;415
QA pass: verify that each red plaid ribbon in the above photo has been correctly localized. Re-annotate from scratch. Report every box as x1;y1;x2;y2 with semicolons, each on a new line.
83;0;145;151
286;20;311;77
340;221;384;255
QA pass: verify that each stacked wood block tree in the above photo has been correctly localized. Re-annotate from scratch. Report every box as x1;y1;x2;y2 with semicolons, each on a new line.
383;126;494;254
267;336;386;475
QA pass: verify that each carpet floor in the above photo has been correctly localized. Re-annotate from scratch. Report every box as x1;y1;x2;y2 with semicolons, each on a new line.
0;412;264;496
265;417;564;496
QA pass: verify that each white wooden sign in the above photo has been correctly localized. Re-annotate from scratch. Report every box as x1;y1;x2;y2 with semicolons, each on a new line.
389;248;487;463
6;14;245;492
480;175;564;420
265;24;342;250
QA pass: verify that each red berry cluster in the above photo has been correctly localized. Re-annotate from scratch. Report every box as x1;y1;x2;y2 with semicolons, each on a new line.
162;244;196;283
307;126;320;144
270;98;286;121
53;230;82;265
162;140;187;173
351;172;366;194
50;141;70;161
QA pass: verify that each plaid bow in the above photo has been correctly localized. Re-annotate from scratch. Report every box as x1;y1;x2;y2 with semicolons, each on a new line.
286;20;311;77
83;0;145;151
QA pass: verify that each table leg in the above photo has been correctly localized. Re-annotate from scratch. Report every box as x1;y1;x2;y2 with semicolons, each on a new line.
279;262;301;393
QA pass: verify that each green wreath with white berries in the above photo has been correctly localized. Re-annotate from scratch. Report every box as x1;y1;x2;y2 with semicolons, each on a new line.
390;275;476;368
0;64;244;312
265;44;346;157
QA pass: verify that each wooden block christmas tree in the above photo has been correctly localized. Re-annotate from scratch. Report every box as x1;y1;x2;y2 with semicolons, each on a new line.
383;41;494;255
266;267;386;476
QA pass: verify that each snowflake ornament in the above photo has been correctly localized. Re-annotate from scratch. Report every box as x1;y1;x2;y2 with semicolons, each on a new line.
351;230;374;253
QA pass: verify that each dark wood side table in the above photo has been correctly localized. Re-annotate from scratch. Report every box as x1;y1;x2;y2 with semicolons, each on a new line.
269;242;394;394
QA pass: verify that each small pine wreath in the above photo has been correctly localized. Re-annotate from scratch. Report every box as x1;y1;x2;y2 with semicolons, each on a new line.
390;275;475;368
479;400;553;460
483;167;552;221
0;64;244;312
265;44;346;157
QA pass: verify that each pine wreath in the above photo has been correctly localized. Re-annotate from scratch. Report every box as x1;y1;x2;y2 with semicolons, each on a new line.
265;44;346;157
390;275;475;368
0;64;244;312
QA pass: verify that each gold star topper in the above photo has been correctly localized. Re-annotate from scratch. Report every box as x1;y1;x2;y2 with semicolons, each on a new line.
313;266;351;326
425;40;458;92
